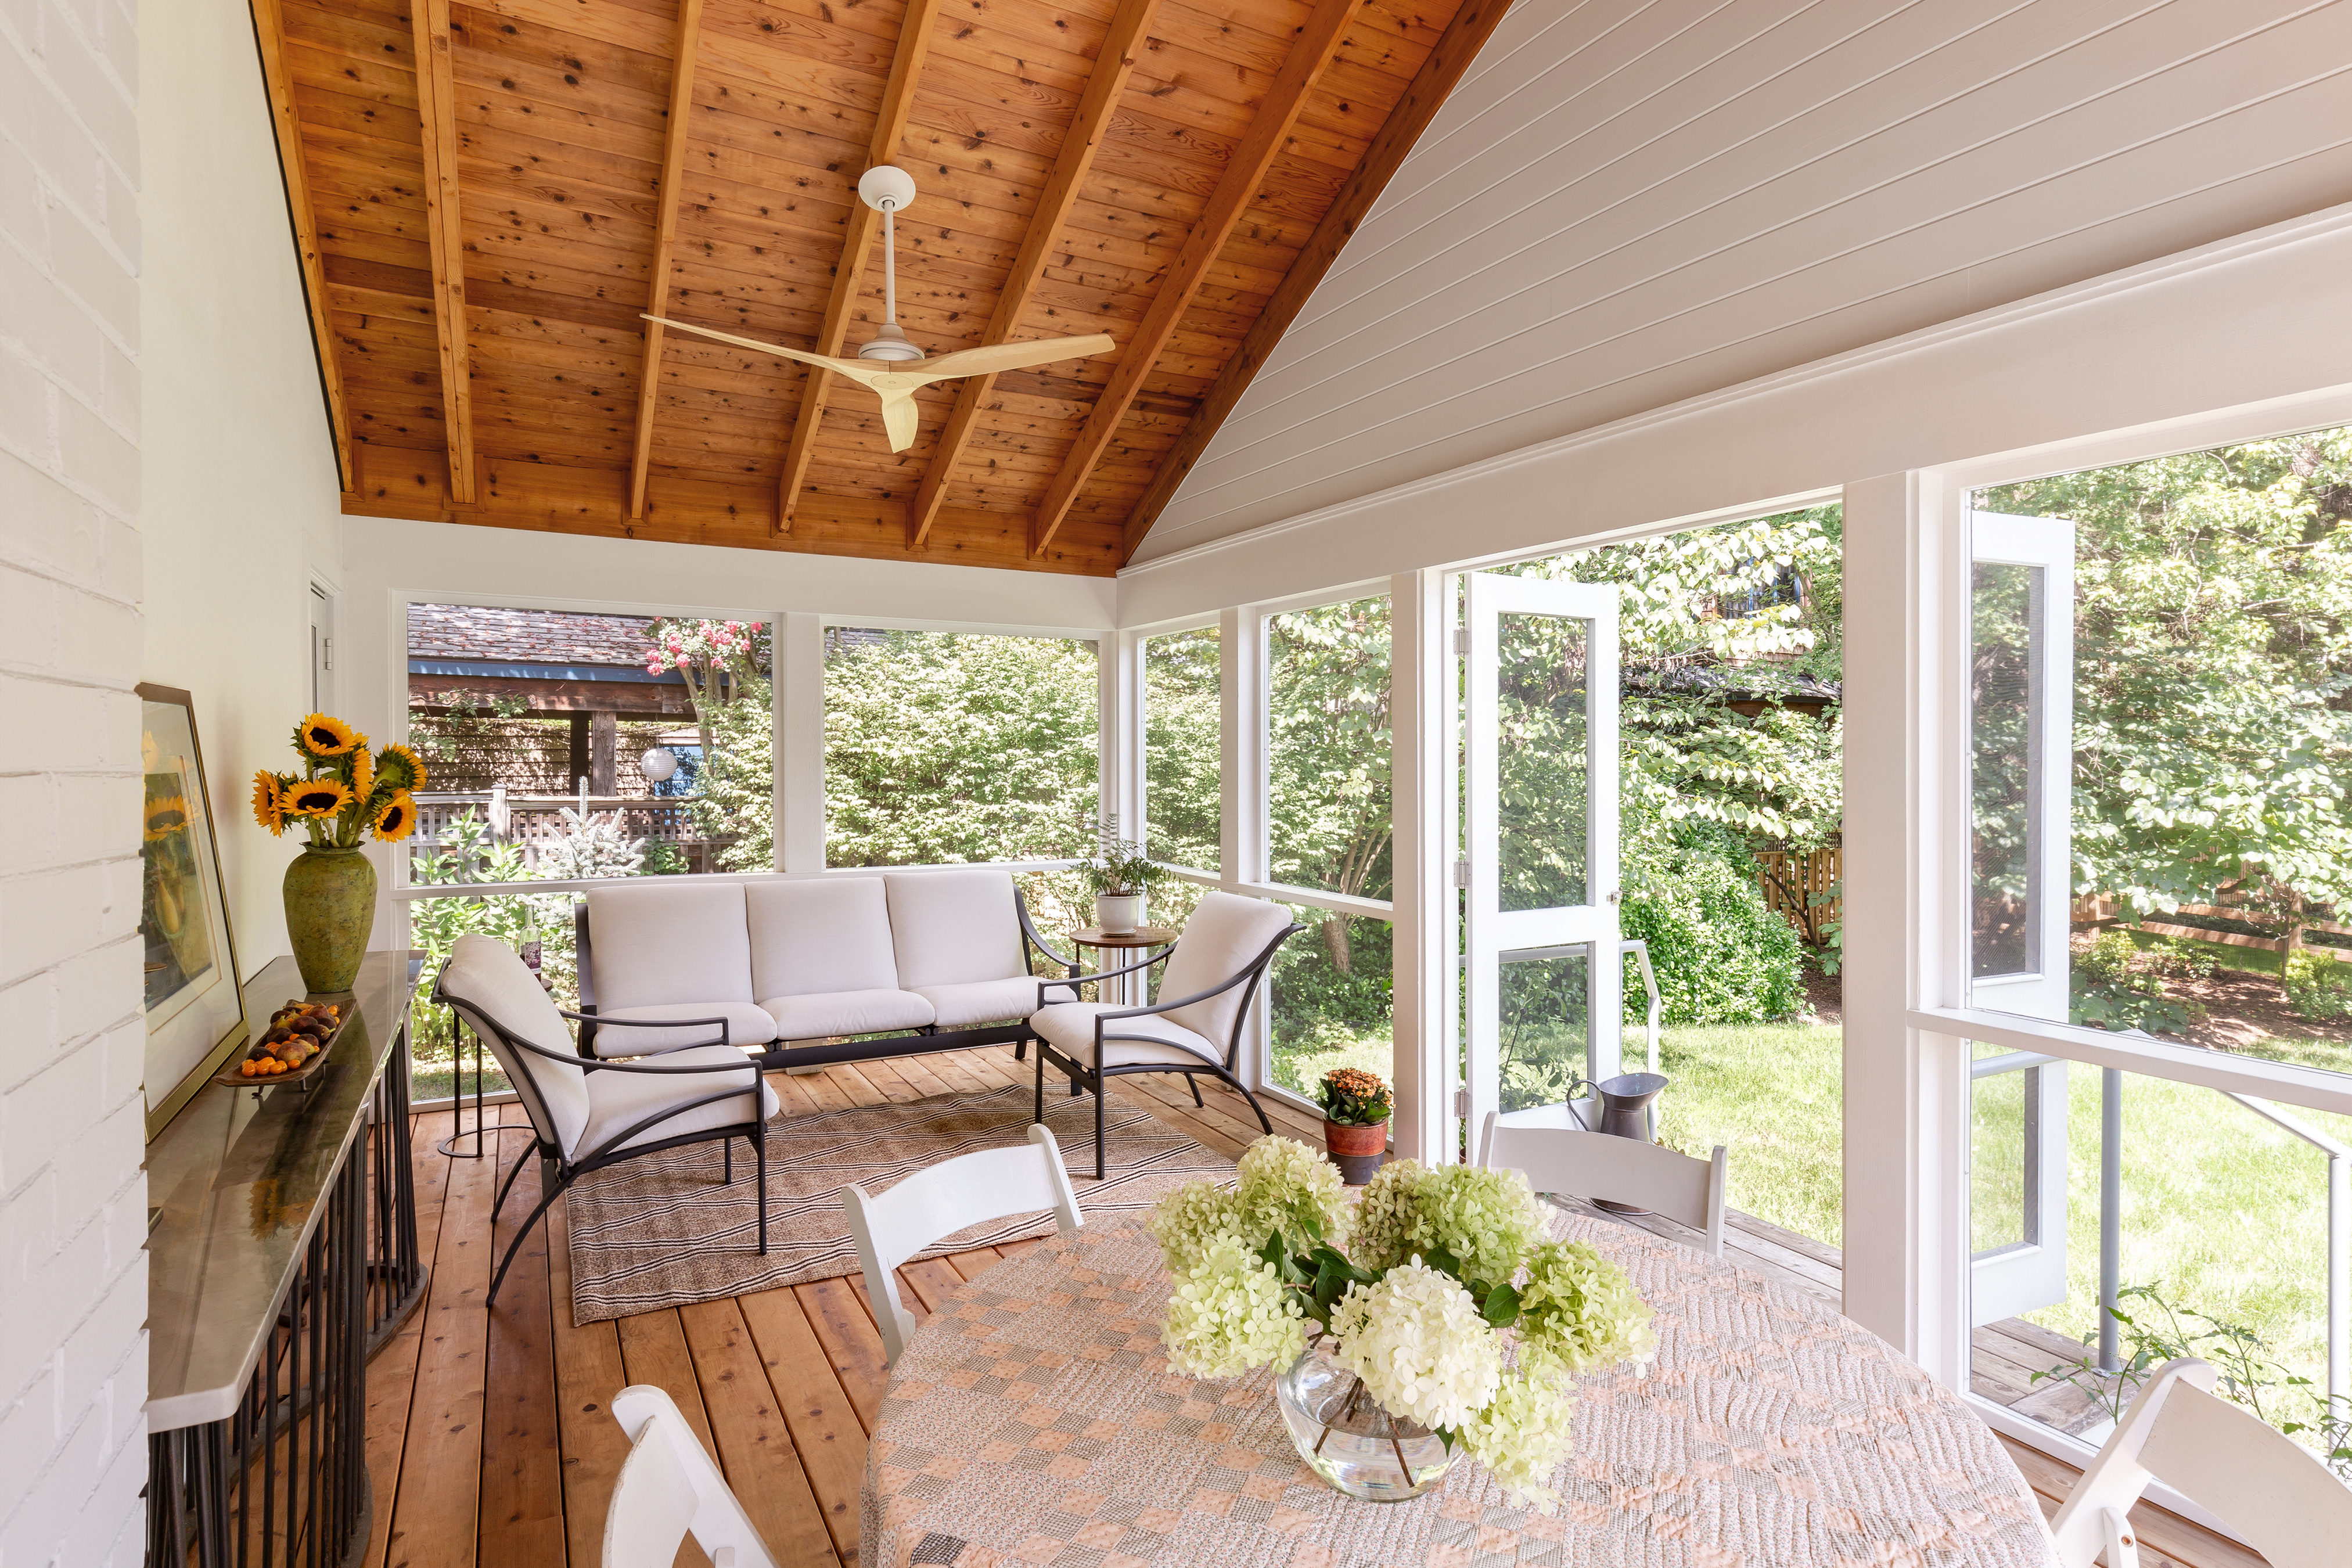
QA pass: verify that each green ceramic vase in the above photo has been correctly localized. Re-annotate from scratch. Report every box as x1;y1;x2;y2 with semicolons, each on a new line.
284;845;376;994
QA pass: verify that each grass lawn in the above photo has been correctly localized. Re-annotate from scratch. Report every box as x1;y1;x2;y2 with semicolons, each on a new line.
1656;1022;1846;1246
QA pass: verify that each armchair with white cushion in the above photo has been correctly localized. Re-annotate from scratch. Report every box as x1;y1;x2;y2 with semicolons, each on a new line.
1029;890;1303;1178
432;934;780;1308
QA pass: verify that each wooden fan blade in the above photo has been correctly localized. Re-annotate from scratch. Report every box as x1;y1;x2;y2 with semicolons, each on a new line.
916;334;1116;380
641;315;868;379
877;390;922;453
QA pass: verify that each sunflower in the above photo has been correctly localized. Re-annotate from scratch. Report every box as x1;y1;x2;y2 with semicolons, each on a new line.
295;713;360;757
284;779;353;818
377;741;427;793
252;772;288;835
143;793;192;841
372;790;419;842
348;744;373;803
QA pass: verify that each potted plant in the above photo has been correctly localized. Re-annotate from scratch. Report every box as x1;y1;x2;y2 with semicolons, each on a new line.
1080;828;1157;933
1317;1067;1392;1184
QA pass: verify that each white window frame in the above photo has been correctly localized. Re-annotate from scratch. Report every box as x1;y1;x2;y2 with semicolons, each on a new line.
1855;385;2352;1533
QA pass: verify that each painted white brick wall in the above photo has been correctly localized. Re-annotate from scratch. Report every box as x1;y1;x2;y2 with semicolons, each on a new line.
0;0;148;1563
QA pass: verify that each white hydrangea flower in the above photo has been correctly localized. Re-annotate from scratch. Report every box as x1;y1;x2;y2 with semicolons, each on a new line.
1160;1233;1307;1379
1348;1157;1427;1272
1515;1240;1659;1373
1328;1258;1502;1432
1147;1179;1248;1275
1235;1135;1353;1253
1461;1369;1578;1512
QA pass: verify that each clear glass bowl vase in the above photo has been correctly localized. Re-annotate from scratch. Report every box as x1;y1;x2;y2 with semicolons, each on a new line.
1274;1339;1459;1502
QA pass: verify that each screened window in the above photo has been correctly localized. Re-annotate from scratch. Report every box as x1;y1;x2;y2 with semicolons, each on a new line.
823;627;1100;869
1267;597;1393;902
1143;626;1221;873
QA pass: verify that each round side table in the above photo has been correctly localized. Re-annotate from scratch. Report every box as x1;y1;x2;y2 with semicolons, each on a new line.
1067;924;1178;1007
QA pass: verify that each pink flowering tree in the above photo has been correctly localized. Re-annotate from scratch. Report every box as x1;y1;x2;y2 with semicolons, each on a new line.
646;618;766;761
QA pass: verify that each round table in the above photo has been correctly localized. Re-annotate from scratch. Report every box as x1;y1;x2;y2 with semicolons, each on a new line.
1066;926;1179;1008
858;1216;2051;1568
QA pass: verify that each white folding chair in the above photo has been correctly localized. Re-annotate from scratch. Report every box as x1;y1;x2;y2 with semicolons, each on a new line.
2046;1357;2352;1568
602;1384;778;1568
844;1123;1084;1364
1478;1109;1728;1256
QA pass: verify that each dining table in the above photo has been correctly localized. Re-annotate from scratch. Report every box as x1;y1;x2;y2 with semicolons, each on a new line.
857;1210;2055;1568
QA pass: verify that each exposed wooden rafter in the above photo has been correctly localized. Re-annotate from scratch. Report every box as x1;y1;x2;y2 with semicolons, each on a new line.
1026;0;1363;560
772;0;944;535
626;0;707;523
408;0;474;505
1118;0;1516;564
902;0;1166;551
250;0;351;493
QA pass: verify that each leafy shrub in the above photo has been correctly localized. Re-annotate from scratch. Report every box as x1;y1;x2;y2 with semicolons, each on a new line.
2286;950;2352;1022
2072;930;2206;1035
1619;839;1803;1026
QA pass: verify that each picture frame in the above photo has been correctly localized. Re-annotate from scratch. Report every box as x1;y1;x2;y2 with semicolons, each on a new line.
139;684;249;1139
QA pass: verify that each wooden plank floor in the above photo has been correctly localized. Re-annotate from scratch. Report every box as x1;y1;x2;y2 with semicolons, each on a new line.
364;1046;2261;1568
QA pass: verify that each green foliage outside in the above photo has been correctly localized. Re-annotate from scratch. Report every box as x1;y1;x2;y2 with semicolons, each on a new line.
2285;949;2352;1022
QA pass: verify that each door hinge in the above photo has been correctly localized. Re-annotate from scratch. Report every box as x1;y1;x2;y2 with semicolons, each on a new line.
1453;1087;1472;1118
1452;627;1470;656
322;636;333;671
1452;859;1470;889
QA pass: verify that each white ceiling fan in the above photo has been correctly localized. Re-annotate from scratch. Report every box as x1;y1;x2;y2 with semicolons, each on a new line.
645;166;1114;453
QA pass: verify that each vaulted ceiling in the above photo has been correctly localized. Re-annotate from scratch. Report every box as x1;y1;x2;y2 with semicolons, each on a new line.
253;0;1508;576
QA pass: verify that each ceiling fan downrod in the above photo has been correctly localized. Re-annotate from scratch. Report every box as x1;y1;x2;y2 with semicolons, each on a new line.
856;165;924;364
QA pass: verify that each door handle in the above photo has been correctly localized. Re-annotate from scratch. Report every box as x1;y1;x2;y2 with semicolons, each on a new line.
1606;891;1620;904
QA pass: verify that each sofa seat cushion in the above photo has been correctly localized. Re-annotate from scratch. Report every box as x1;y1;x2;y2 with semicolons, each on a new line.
592;1002;780;1058
915;976;1073;1030
761;989;935;1040
575;1045;778;1159
1031;1003;1222;1069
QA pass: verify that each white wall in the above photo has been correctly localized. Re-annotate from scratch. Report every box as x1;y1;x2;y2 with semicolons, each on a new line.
137;0;343;977
1143;0;2352;560
0;0;148;1560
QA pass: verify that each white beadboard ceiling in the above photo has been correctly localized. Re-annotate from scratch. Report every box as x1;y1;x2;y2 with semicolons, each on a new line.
1137;0;2352;560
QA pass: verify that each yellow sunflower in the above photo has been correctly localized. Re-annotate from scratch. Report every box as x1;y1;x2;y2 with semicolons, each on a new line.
348;745;373;803
283;778;353;818
252;772;288;835
379;741;427;793
296;713;360;757
372;790;420;843
143;793;192;842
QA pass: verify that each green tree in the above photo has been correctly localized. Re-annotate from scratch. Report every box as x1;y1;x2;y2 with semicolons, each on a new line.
1144;627;1221;871
1983;430;2352;970
1268;599;1393;972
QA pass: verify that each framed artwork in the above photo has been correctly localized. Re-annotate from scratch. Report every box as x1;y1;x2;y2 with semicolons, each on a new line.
140;684;249;1138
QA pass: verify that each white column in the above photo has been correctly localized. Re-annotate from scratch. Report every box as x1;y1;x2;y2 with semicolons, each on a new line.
1841;470;1969;1386
1104;630;1141;847
1223;605;1266;888
1390;568;1453;1163
776;611;826;873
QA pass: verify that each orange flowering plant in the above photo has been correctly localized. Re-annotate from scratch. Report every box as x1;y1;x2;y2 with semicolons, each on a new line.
252;713;426;847
1317;1067;1392;1127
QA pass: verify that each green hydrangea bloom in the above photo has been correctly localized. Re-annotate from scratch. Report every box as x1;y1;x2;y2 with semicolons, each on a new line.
1146;1180;1247;1275
1461;1368;1578;1512
1160;1233;1307;1379
1234;1135;1353;1253
1345;1160;1541;1286
1515;1239;1659;1373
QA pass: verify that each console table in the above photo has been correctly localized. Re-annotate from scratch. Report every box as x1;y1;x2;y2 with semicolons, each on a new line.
143;950;425;1567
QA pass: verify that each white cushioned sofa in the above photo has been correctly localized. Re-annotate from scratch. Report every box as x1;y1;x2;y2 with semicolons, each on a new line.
573;866;1078;1068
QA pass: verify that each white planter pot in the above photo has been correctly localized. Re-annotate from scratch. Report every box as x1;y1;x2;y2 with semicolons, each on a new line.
1095;893;1143;934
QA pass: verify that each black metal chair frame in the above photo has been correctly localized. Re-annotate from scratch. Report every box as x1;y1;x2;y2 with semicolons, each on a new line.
1029;922;1306;1178
430;970;771;1309
572;887;1095;1070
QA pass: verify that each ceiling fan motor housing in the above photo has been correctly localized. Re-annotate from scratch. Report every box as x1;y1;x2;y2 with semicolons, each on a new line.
857;164;918;213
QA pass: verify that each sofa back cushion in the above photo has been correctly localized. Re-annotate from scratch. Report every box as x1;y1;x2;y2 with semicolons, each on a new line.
1157;892;1294;1052
438;933;589;1156
746;877;903;999
587;880;754;1010
885;869;1025;988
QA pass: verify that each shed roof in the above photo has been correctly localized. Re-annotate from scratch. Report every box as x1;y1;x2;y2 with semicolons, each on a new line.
407;604;658;668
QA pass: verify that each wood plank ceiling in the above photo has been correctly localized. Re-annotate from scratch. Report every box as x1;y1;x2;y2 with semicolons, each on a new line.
253;0;1509;576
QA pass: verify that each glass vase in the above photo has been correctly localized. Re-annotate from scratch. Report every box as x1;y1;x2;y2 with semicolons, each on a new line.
1274;1339;1459;1502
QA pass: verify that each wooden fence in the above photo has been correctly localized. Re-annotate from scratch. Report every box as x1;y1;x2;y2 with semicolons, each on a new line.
411;792;733;874
1755;844;1841;945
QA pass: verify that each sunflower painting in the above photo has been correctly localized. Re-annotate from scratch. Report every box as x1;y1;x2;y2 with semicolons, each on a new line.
139;685;248;1137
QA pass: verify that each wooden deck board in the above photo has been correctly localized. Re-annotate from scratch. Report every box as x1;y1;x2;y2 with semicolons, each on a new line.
366;1044;2263;1567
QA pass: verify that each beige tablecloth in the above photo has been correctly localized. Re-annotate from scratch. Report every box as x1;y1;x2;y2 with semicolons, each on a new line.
858;1217;2051;1568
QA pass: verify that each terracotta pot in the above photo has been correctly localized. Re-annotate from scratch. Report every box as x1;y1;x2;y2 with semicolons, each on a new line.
284;845;376;994
1323;1119;1387;1186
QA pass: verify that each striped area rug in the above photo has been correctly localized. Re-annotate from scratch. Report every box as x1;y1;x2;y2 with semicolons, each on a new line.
562;1082;1233;1325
